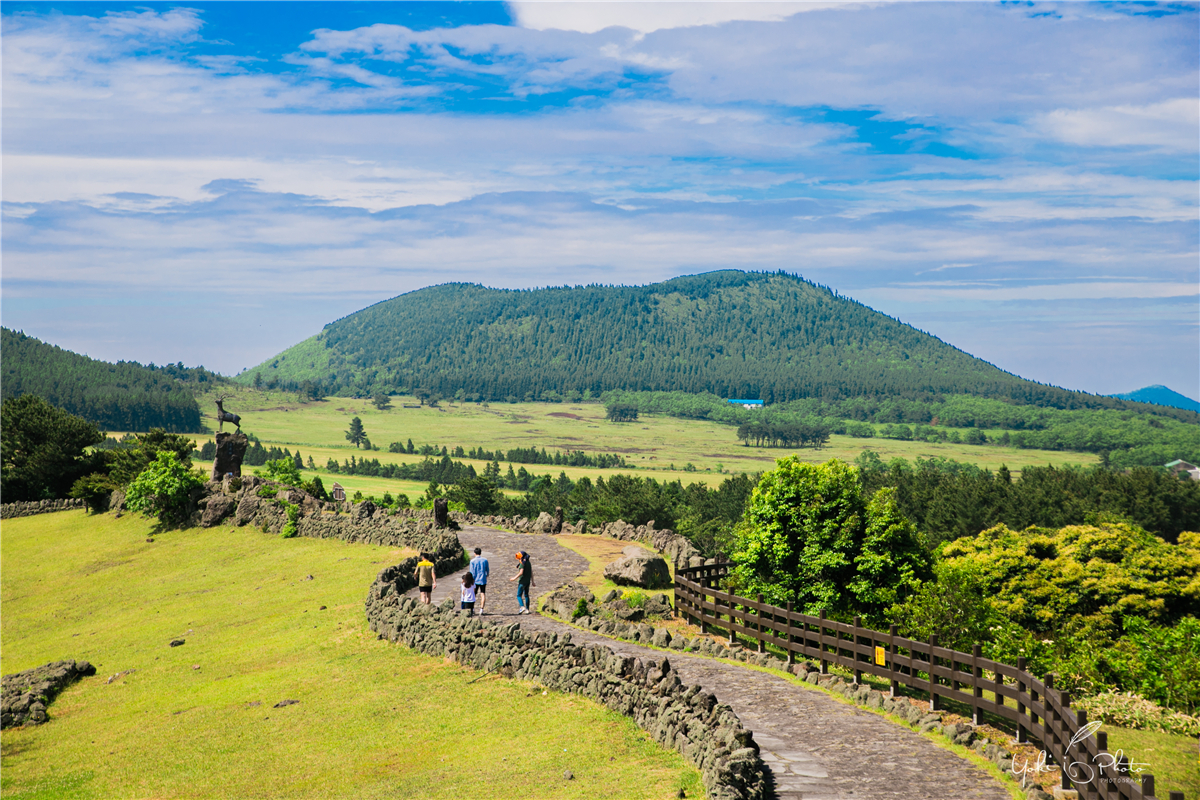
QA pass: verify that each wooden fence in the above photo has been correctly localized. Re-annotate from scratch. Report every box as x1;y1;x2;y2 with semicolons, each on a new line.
675;562;1186;800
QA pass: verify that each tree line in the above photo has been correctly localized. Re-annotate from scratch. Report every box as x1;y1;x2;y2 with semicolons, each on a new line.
736;421;830;449
854;452;1200;549
607;390;1200;467
2;328;206;432
385;440;629;469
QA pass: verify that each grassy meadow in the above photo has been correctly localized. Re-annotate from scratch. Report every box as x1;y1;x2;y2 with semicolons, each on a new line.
168;386;1098;502
0;512;701;800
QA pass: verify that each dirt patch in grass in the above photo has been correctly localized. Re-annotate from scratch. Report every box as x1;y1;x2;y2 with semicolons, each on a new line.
548;412;584;419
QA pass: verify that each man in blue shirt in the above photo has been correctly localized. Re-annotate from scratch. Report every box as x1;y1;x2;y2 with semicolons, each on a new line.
468;547;490;615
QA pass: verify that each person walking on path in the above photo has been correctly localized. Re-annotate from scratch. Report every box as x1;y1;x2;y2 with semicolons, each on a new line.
415;552;436;604
509;550;534;615
468;547;490;615
460;573;477;616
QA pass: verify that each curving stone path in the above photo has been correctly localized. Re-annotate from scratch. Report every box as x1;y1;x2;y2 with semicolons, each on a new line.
409;526;1013;800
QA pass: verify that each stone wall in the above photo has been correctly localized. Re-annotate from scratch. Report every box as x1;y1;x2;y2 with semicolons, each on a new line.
365;575;767;800
0;498;86;519
456;512;703;570
2;659;96;728
195;477;463;558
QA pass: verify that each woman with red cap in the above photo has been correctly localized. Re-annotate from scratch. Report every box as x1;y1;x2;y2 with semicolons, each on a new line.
508;550;534;614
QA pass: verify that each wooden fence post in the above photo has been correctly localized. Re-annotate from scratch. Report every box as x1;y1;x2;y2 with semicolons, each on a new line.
757;594;765;653
819;610;829;675
993;656;1004;718
853;616;863;685
972;644;983;726
1141;773;1154;799
1016;656;1028;744
786;601;795;665
928;634;939;711
1096;729;1109;791
728;592;736;646
888;624;899;698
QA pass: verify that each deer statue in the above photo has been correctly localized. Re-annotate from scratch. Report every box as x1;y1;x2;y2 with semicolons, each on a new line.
215;395;241;432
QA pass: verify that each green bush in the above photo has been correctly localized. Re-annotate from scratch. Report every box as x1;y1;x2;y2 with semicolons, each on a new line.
1074;692;1200;736
278;500;300;539
257;458;301;489
571;598;590;621
730;457;928;623
125;452;204;525
69;472;117;514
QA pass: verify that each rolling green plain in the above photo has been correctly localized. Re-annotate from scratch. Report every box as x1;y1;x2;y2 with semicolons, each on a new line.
171;386;1097;502
0;512;701;800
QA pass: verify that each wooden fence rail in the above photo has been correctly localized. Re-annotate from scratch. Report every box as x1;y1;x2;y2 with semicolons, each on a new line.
674;562;1185;800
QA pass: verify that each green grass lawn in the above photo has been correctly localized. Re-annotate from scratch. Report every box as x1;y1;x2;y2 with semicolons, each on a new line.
0;512;700;800
172;387;1096;494
1104;726;1200;798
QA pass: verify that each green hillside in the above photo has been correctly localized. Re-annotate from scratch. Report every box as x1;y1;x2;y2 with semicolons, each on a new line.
1;328;210;432
238;271;1165;412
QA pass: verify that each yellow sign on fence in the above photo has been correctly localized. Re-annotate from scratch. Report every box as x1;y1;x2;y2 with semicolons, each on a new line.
875;646;886;666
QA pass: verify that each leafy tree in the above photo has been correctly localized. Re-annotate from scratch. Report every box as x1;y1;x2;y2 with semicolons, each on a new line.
293;451;304;471
728;457;927;619
606;402;639;422
259;457;302;488
199;440;217;460
69;472;118;513
940;520;1200;635
108;429;196;486
125;451;204;525
345;416;366;448
302;474;328;501
1;395;105;501
849;487;929;623
448;475;503;514
886;560;998;651
372;393;392;411
253;372;263;390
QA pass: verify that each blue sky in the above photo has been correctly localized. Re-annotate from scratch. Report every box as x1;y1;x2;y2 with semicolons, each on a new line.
2;1;1197;399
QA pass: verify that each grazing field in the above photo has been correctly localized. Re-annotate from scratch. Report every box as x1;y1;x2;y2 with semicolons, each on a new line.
176;387;1097;500
0;512;700;800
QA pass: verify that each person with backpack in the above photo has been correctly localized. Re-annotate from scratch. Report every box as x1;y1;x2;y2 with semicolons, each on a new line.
415;552;436;604
508;550;534;615
468;547;490;615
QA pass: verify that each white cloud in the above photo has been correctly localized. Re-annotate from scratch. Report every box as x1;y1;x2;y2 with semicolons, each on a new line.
1037;98;1200;152
508;2;838;34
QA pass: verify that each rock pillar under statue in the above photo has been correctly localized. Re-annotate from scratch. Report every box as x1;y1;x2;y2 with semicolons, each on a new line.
212;432;249;481
433;497;449;528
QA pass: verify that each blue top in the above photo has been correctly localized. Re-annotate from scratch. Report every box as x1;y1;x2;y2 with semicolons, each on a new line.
469;555;490;586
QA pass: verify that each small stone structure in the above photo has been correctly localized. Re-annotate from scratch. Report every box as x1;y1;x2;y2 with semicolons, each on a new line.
541;580;596;618
366;572;767;800
0;498;86;519
211;431;249;481
2;659;95;728
603;546;672;589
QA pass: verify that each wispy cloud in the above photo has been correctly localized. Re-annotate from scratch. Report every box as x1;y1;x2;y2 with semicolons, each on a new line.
1;2;1196;394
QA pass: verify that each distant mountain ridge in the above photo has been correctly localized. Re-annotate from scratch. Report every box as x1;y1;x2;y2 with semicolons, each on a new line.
1112;385;1200;413
238;271;1172;413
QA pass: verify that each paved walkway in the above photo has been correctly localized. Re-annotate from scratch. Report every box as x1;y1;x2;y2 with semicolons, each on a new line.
408;526;1013;800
